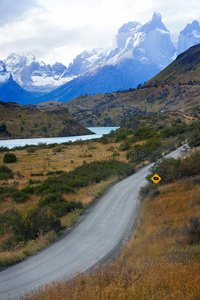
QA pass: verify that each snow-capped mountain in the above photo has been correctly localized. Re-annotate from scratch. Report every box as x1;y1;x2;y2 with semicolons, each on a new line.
108;12;176;70
37;12;178;103
178;20;200;55
4;53;74;93
1;12;200;105
68;48;111;76
0;61;10;83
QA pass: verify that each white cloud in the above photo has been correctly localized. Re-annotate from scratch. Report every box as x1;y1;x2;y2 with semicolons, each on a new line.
0;0;40;25
0;0;199;65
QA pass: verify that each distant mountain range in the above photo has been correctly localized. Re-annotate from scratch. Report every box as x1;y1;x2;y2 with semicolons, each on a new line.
0;12;200;105
61;43;200;127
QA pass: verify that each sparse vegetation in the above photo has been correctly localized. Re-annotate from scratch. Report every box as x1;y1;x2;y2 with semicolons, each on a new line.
20;163;200;300
0;105;200;300
0;165;13;180
146;151;200;184
0;101;92;139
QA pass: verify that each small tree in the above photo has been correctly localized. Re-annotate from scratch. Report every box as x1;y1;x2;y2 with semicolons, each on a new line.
3;153;17;163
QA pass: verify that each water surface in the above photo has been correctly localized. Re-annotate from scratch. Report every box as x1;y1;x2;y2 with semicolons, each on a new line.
0;127;119;149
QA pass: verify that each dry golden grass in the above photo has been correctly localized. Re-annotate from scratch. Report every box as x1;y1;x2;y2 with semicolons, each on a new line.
0;230;57;267
0;141;124;265
20;179;200;300
0;142;127;189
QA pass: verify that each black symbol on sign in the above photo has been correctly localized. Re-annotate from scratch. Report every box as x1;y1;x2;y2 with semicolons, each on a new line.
153;176;159;181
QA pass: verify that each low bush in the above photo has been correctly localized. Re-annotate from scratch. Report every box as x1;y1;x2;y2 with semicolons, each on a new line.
12;190;29;203
40;194;84;217
3;153;17;163
160;123;188;138
37;160;135;195
0;146;9;152
181;216;200;244
0;186;17;202
5;207;61;246
21;185;35;195
29;179;42;185
134;127;157;140
0;165;13;180
46;170;65;176
188;130;200;148
139;184;160;200
147;151;200;184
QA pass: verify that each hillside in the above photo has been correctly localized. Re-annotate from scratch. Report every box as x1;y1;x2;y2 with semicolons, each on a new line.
45;44;200;127
0;101;93;139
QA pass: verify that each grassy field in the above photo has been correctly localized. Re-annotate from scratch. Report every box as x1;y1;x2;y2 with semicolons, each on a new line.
21;158;200;299
1;113;199;267
0;139;134;267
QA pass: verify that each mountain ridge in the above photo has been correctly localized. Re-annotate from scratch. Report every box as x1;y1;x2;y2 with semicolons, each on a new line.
1;13;200;104
55;43;200;127
0;101;93;139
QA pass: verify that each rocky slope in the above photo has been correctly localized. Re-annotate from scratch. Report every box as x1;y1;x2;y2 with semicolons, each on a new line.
58;43;200;127
0;101;93;139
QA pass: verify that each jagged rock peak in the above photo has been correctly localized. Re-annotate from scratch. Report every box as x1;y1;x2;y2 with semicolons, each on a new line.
178;20;200;54
180;20;200;35
142;12;168;33
152;11;162;21
118;21;142;34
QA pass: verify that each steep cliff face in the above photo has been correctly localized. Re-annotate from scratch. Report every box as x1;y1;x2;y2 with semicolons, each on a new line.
178;20;200;55
112;12;176;69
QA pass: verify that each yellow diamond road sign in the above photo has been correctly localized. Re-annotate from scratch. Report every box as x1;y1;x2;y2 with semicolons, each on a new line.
151;174;161;184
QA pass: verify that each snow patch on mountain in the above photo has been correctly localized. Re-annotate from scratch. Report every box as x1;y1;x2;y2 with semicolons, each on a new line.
1;13;200;98
4;53;73;93
31;75;76;87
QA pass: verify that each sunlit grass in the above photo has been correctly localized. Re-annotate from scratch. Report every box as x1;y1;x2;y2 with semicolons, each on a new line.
20;179;200;299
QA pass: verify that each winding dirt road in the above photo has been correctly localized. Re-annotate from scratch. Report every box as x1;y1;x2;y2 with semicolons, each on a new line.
0;145;186;299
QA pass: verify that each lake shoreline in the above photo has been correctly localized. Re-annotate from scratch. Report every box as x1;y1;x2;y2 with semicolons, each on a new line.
0;127;119;149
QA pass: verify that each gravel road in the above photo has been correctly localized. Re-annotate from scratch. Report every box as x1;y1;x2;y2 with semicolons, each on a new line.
0;145;186;299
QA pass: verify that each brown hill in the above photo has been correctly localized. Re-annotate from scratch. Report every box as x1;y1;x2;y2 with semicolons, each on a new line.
0;101;93;140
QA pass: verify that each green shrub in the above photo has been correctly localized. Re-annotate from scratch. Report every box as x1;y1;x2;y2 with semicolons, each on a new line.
0;165;13;180
160;123;187;138
188;130;200;148
37;160;135;195
147;151;200;184
41;194;84;217
13;191;29;203
9;207;61;243
134;127;157;140
46;170;65;176
0;186;17;202
3;153;17;163
29;179;42;185
0;146;9;152
21;185;35;195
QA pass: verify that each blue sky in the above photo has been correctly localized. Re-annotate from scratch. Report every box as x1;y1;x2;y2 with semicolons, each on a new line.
0;0;199;65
